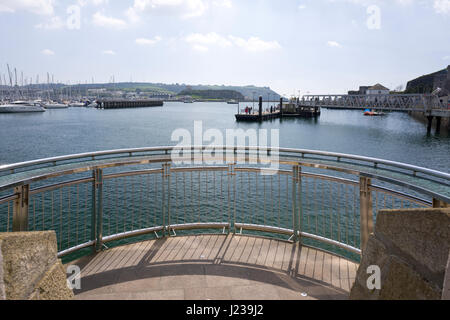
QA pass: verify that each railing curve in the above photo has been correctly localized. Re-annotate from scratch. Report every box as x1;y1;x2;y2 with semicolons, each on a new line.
0;146;448;263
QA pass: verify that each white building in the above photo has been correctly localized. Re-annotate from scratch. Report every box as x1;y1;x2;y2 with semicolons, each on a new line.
366;84;390;95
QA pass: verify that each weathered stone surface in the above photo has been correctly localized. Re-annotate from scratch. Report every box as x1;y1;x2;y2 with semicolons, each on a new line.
30;261;74;300
443;251;450;300
350;235;387;300
350;208;450;300
0;231;58;300
350;238;442;300
0;239;5;300
375;208;450;277
378;256;441;300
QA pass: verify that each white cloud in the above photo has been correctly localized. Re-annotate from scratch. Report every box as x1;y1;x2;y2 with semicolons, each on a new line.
78;0;109;6
185;32;232;47
42;49;55;55
444;55;450;60
298;4;306;10
136;36;162;45
185;33;281;52
193;44;209;52
35;16;64;30
433;0;450;14
326;0;413;6
327;41;342;48
213;0;232;8
0;0;54;15
102;50;116;55
228;36;281;52
92;12;127;29
126;0;231;21
395;0;414;5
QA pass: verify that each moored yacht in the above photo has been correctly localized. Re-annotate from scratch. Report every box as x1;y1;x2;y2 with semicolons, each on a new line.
86;100;98;108
0;101;46;113
44;101;69;109
69;101;86;107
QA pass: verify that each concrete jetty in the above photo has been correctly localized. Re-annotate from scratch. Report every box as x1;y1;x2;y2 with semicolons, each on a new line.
235;97;320;122
97;99;164;109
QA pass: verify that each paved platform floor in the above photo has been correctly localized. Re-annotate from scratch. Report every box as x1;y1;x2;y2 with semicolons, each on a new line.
70;234;359;300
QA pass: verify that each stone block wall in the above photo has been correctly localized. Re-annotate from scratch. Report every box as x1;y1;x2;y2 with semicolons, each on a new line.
350;208;450;300
0;231;74;300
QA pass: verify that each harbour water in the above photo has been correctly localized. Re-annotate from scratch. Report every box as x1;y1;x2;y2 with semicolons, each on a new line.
0;102;448;172
1;101;449;262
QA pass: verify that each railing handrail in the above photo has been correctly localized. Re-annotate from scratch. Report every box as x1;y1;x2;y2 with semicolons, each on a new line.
1;147;448;261
1;146;449;182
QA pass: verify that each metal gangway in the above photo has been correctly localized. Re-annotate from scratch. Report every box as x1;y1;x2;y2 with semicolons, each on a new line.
301;94;449;116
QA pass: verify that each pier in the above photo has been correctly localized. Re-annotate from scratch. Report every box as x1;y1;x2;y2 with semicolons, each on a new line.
97;99;164;109
235;111;281;122
235;97;320;122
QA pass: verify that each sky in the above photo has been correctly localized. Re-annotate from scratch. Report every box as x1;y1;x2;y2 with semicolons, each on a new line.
0;0;449;95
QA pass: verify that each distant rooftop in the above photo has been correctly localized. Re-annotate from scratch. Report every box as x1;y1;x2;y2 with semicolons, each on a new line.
369;83;390;91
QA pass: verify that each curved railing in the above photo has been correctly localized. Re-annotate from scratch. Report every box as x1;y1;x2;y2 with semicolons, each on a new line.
0;146;449;262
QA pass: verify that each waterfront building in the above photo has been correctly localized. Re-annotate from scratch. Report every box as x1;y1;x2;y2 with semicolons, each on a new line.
366;84;390;95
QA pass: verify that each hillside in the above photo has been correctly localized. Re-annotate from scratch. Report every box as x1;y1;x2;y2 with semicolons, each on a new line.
5;82;281;100
178;89;244;101
63;83;280;100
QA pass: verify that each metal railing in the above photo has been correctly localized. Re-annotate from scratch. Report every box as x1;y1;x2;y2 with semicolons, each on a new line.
0;146;449;262
301;94;447;112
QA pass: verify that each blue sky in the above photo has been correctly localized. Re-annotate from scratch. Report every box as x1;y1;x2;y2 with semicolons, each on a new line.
0;0;449;95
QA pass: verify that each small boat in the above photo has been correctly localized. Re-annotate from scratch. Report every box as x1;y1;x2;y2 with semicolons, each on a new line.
44;101;69;109
183;100;195;104
69;102;86;107
227;100;239;104
0;101;46;113
364;109;385;116
86;101;98;108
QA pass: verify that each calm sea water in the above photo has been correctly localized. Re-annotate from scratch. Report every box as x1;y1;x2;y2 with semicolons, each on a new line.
1;102;448;262
0;101;449;172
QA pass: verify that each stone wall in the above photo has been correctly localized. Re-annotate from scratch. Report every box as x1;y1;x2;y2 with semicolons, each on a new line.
0;231;74;300
443;253;450;300
407;111;450;134
350;208;450;300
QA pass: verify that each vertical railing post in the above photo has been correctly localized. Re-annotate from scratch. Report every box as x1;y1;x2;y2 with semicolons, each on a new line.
91;171;97;252
359;176;374;253
292;165;302;242
12;184;29;232
91;169;104;252
433;198;449;208
227;163;236;234
162;163;171;237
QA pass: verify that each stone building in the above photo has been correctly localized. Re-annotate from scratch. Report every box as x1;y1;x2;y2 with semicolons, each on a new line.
406;65;449;94
367;84;390;95
348;84;389;96
348;86;370;95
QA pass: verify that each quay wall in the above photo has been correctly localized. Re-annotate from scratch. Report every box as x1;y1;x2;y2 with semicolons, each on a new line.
350;208;450;300
409;111;450;132
99;100;164;109
0;231;74;300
